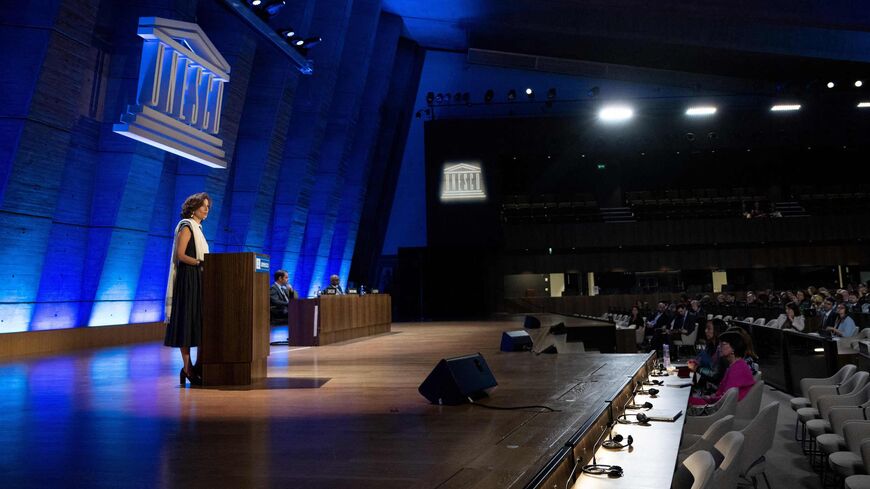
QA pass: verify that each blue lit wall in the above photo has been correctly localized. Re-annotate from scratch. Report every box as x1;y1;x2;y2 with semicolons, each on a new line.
0;0;423;333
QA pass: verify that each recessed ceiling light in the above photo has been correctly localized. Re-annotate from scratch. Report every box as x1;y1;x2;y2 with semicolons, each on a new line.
770;104;801;112
686;106;717;116
599;105;634;122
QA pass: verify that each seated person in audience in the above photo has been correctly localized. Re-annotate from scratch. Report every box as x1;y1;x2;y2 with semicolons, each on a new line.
796;289;811;311
325;274;344;295
269;269;295;322
827;303;858;338
687;318;728;394
627;305;644;328
671;303;695;336
819;296;837;331
847;291;861;312
811;294;824;312
689;300;705;327
646;301;673;351
689;330;756;406
745;291;757;305
730;326;760;375
781;302;804;331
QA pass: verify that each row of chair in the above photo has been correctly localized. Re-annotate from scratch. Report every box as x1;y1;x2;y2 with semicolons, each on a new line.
790;364;870;487
673;376;777;489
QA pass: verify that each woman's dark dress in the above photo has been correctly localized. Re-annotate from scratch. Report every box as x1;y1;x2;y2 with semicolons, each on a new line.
164;222;202;347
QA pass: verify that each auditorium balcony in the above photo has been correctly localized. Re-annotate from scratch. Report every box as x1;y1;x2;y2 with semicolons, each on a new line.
500;193;602;224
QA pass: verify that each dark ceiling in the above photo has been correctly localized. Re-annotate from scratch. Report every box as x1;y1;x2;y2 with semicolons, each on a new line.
382;0;870;81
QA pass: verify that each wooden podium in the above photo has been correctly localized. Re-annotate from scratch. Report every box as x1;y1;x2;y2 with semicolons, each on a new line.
201;252;270;386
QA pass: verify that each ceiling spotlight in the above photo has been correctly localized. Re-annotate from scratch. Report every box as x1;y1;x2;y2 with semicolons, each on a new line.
462;92;471;106
434;93;443;104
686;106;717;116
856;80;864;87
507;89;516;101
454;92;462;103
858;102;870;108
484;89;494;103
293;38;304;46
827;82;835;88
302;36;322;48
280;29;295;38
263;0;286;16
547;88;556;100
251;0;262;5
599;105;634;122
444;93;452;103
770;104;801;111
525;87;534;96
426;92;435;105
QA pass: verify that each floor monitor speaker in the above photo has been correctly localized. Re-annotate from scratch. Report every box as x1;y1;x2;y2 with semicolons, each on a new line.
418;353;497;405
501;330;533;352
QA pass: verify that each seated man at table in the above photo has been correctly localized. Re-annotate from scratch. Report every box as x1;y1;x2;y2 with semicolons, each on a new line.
269;269;295;322
324;274;344;295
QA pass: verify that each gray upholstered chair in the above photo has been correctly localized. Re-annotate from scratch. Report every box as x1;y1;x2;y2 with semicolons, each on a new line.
733;380;765;429
791;364;858;412
684;388;739;436
684;450;716;489
844;440;870;489
710;431;745;489
796;371;869;449
828;421;870;481
738;402;780;489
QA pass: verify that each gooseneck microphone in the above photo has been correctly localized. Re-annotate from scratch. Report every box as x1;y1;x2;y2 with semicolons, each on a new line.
581;420;625;478
636;380;659;397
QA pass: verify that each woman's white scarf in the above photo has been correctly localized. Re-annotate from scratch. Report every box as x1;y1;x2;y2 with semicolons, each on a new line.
164;219;209;322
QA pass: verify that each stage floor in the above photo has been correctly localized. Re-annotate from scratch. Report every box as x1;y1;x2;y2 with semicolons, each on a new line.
0;321;650;489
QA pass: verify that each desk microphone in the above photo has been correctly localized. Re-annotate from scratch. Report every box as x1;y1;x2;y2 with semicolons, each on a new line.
582;420;625;478
643;379;664;386
636;381;659;397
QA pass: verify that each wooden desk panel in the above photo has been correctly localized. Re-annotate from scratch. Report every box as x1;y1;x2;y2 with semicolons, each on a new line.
290;294;391;346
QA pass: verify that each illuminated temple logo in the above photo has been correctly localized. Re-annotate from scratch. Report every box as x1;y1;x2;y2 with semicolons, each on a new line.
113;17;231;168
440;162;486;201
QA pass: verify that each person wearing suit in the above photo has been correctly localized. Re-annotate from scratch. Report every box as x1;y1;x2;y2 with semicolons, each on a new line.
325;274;344;295
646;301;673;353
270;269;295;322
819;297;837;331
164;192;211;387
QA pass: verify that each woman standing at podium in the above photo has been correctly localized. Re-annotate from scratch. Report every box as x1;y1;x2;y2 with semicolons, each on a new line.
164;192;211;386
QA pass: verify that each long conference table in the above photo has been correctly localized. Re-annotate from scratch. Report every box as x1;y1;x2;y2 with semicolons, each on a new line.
288;294;391;346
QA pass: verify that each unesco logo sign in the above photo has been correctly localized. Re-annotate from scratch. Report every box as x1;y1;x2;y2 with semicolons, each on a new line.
114;17;231;168
440;162;486;202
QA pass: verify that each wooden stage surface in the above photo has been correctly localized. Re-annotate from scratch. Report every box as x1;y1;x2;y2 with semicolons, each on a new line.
0;321;651;489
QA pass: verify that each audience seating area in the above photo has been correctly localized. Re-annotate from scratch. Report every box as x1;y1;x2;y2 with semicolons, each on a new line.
500;193;601;223
625;188;772;221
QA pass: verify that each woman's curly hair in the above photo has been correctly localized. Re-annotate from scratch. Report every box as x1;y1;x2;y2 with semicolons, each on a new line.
180;192;211;219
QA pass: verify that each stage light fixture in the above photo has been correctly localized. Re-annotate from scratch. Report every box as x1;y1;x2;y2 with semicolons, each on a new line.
303;37;322;48
856;80;864;87
547;88;556;100
462;92;471;106
686;106;717;116
434;93;443;104
280;29;295;38
426;92;435;105
770;104;801;111
507;89;516;101
599;105;634;122
827;82;835;88
264;0;286;16
858;102;870;108
293;38;305;46
484;89;494;103
251;0;262;5
454;92;462;103
444;93;452;103
525;88;534;98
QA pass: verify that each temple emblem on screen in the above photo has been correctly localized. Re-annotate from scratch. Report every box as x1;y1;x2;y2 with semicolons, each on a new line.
441;162;486;201
113;17;231;168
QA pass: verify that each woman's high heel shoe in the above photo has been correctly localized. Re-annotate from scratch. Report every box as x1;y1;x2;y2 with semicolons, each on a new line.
180;367;202;386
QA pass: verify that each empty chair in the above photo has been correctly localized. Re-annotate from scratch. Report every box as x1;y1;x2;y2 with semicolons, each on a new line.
797;371;870;449
844;441;870;489
738;402;780;489
753;318;766;326
808;383;870;449
679;415;735;463
734;380;765;429
723;315;732;322
829;421;870;480
792;364;858;411
764;319;779;328
684;388;740;436
743;317;754;324
714;315;723;320
707;314;714;320
711;431;745;489
684;450;717;489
